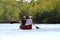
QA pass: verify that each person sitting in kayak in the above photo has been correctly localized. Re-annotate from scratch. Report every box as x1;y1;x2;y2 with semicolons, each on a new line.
19;16;26;26
26;16;33;27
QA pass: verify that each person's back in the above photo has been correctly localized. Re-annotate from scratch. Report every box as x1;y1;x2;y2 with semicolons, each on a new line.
19;16;26;25
21;19;26;25
26;16;32;25
26;19;32;25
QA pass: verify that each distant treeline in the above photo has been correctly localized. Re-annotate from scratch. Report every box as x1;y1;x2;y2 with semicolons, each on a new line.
0;0;60;24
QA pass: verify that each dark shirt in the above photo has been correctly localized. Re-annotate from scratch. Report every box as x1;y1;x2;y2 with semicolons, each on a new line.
21;19;26;25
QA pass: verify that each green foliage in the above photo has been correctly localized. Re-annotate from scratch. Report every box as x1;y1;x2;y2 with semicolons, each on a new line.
0;0;60;23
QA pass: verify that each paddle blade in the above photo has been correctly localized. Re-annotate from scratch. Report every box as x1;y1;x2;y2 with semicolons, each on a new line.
36;26;40;29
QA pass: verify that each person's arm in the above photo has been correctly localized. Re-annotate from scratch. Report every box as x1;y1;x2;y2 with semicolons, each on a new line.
30;19;33;25
19;21;22;25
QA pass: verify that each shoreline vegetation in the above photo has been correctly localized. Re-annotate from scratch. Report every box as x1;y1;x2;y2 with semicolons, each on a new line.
0;0;60;24
0;21;60;24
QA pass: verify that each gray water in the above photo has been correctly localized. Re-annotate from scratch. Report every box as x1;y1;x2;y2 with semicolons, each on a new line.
0;24;60;40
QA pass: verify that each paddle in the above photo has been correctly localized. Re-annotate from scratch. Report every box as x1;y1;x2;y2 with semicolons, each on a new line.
34;24;40;29
35;26;40;29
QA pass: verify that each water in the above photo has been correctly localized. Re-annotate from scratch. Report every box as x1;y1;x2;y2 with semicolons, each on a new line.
0;24;60;40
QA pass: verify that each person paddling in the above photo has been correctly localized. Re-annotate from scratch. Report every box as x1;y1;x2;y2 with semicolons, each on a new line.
26;16;33;28
19;16;26;26
26;16;39;29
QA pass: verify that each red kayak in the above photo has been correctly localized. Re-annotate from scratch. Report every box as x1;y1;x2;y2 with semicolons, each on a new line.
20;25;32;30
